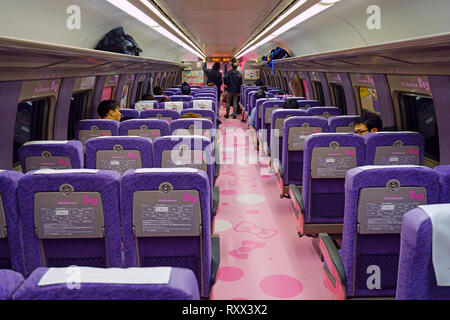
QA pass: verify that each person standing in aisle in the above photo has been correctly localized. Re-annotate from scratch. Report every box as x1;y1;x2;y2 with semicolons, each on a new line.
223;63;243;119
203;62;223;105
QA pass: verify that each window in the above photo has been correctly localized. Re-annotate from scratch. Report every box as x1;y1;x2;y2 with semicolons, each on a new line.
67;91;90;140
13;99;50;165
120;84;130;108
135;82;144;103
332;84;347;114
359;87;380;116
399;94;440;161
313;81;325;105
302;79;310;100
101;87;113;101
283;77;289;94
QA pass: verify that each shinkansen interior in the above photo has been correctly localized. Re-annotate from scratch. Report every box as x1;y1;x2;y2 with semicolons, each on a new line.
0;0;449;305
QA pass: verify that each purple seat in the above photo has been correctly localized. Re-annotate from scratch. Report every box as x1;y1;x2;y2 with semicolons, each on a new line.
245;89;258;110
75;120;120;151
153;95;166;101
0;270;24;300
260;100;284;156
0;171;25;275
12;267;199;300
18;169;123;274
397;204;450;300
85;136;153;175
281;117;329;187
181;109;217;125
298;100;321;109
120;168;212;297
328;116;359;133
163;91;176;97
365;132;425;165
254;98;279;131
119;109;140;119
170;95;193;102
434;165;450;203
320;166;439;299
188;100;217;113
243;87;258;109
290;134;365;236
119;119;170;141
139;110;180;122
18;141;84;173
134;100;159;112
160;101;188;113
170;119;216;144
307;107;342;118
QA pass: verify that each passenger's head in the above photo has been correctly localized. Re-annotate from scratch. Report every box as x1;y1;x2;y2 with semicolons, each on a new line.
181;82;191;95
354;113;383;136
141;94;155;101
231;57;237;63
232;63;238;70
181;112;202;119
260;86;268;92
255;90;267;100
153;86;163;95
207;83;216;87
97;100;122;121
212;62;220;71
255;79;263;86
158;96;171;103
283;99;299;109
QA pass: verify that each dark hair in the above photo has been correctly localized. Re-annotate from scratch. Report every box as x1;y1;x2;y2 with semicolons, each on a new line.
142;94;155;101
97;100;119;118
255;90;267;100
181;82;191;95
231;57;237;63
283;99;299;109
355;113;383;132
255;79;263;86
260;86;268;92
158;96;171;103
153;87;163;95
232;63;239;70
277;90;285;95
212;62;220;71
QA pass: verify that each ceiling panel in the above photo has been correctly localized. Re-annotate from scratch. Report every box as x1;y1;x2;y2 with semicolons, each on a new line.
154;0;292;57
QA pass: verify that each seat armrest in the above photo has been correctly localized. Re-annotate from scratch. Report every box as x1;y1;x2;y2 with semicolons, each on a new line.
289;184;304;213
319;233;346;284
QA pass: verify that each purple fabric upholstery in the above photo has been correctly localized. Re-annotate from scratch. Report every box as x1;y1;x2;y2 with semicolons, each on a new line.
0;269;24;300
119;119;170;140
270;109;308;164
120;169;211;297
307;107;342;117
365;132;425;165
163;91;176;97
0;171;25;275
85;137;153;173
181;109;217;125
12;267;199;300
170;95;193;102
18;170;123;275
434;165;450;203
170;119;216;144
260;100;284;150
18;141;84;173
243;87;258;109
397;207;450;300
119;109;140;119
328;116;359;132
254;98;279;131
302;134;365;224
139;110;180;122
281;117;329;185
75;120;120;147
298;100;320;109
341;166;439;298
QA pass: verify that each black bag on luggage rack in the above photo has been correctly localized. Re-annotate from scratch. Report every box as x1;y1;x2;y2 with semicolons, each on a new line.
267;47;290;68
95;27;143;56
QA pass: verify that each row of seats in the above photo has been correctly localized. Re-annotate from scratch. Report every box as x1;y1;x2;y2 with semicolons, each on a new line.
318;165;450;300
0;168;220;298
134;99;218;113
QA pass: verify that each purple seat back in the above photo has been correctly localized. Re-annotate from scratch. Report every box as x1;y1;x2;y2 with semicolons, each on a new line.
307;107;342;118
139;110;180;122
270;110;308;164
119;109;140;119
18;141;84;173
170;95;193;102
342;166;440;298
18;169;123;275
298;100;320;109
364;132;425;165
245;89;258;109
260;100;284;149
85;137;153;175
160;101;188;112
153;95;166;101
255;98;279;131
188;100;217;113
181;109;217;125
0;270;24;300
170;119;216;143
328;116;359;133
302;133;365;224
134;100;159;112
120;169;211;297
12;267;199;300
119;119;169;141
0;171;25;275
434;165;450;203
163;91;176;97
282;117;329;186
243;87;258;108
397;205;450;300
75;120;120;150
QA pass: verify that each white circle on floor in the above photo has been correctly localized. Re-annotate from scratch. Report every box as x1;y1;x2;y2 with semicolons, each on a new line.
214;219;233;232
236;194;266;204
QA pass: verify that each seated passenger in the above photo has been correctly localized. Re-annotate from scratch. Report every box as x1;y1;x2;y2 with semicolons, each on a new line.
249;90;268;127
354;113;383;136
97;100;122;122
158;96;172;103
181;112;202;119
181;82;192;95
153;86;163;95
141;94;155;101
282;98;299;109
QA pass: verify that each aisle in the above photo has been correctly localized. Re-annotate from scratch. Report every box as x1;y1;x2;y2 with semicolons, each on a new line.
211;109;331;300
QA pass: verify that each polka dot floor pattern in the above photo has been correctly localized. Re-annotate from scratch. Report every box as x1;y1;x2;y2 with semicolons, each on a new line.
211;106;332;300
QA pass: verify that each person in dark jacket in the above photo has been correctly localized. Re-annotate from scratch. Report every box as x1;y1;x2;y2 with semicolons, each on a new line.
203;62;223;103
224;63;243;119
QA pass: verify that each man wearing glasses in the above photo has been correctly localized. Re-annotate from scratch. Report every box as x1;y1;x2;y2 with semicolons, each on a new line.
354;113;383;136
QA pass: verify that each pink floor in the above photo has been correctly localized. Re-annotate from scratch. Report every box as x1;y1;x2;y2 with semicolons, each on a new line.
211;108;332;300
